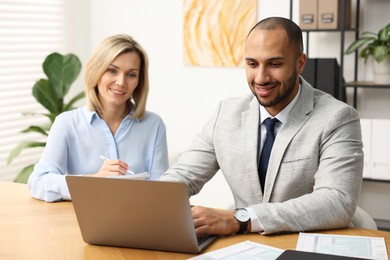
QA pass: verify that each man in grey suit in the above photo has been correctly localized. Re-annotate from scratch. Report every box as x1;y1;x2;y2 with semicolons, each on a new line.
160;17;363;235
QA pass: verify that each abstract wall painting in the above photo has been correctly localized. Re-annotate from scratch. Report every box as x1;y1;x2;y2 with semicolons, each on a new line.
183;0;257;67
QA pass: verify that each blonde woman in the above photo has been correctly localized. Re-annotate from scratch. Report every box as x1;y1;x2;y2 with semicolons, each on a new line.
28;35;169;202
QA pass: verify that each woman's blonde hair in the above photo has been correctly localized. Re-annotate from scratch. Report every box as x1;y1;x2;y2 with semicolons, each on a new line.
84;34;149;119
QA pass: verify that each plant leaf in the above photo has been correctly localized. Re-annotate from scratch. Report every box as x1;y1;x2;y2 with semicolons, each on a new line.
46;113;58;124
8;51;85;181
374;46;390;63
43;52;81;98
359;47;370;63
32;79;59;114
378;23;390;41
361;32;377;37
14;164;35;183
63;91;85;111
7;141;46;165
345;37;374;54
21;125;49;136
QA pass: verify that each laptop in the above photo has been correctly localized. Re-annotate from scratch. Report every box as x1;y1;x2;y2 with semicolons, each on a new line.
66;176;217;253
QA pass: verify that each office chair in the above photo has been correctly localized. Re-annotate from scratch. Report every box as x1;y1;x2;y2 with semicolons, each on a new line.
351;206;378;230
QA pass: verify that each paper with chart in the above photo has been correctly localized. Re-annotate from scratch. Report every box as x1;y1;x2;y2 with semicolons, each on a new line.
296;232;388;260
189;240;284;260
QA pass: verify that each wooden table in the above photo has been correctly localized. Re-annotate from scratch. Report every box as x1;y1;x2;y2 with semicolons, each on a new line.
0;181;389;259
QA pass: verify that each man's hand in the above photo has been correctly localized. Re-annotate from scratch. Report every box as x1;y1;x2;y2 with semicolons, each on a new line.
191;205;239;236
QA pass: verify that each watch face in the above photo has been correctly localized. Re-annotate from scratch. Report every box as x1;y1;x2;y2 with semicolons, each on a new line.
235;209;249;222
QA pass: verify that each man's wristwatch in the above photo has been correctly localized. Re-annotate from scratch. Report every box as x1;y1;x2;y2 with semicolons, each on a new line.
234;208;250;234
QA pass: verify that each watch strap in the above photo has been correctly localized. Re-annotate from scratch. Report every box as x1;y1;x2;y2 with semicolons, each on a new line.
235;208;249;234
237;220;248;234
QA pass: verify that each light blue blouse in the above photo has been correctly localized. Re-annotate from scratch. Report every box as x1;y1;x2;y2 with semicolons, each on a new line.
28;106;169;202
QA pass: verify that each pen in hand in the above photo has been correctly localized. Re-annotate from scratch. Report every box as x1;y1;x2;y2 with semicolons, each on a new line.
99;155;135;175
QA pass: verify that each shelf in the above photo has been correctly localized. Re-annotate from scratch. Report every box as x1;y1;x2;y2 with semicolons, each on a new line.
345;81;390;89
344;82;390;108
363;178;390;184
302;28;358;33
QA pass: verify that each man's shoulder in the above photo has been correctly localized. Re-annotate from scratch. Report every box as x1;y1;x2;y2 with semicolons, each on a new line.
312;89;358;119
300;77;354;112
313;89;352;109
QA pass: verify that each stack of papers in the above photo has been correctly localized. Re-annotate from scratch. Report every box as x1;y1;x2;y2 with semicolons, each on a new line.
297;233;388;260
191;233;388;260
190;240;283;259
105;172;149;180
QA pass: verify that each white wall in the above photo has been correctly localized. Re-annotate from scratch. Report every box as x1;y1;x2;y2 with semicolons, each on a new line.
68;0;390;152
63;0;91;103
66;0;390;221
87;0;250;154
75;0;292;155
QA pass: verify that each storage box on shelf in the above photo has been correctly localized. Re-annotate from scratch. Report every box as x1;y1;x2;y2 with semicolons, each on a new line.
292;0;360;103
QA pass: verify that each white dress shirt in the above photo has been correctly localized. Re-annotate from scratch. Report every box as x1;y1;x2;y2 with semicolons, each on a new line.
248;85;302;232
28;106;169;202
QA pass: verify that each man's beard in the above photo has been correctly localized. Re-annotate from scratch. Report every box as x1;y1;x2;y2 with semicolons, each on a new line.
251;72;297;108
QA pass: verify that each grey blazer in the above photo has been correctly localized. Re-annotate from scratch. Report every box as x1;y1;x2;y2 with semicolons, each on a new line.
161;78;363;234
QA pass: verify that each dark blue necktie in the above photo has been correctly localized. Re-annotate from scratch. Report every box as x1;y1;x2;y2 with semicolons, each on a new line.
258;118;278;192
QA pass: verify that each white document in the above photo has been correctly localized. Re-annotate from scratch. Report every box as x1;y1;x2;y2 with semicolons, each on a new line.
105;172;149;180
296;232;388;260
371;119;390;180
189;240;284;260
360;118;372;179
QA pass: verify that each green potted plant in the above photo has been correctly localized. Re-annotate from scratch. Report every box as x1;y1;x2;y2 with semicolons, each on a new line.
7;52;85;183
345;22;390;84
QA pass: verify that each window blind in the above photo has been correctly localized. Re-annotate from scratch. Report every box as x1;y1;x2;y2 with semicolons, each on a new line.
0;0;66;181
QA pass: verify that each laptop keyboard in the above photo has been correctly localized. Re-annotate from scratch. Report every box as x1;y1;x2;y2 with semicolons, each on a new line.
197;235;211;245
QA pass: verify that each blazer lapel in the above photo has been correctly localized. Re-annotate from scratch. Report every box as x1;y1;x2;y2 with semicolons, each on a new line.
263;78;314;202
241;97;263;200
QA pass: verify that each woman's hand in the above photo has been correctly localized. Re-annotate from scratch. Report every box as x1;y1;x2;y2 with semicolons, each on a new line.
91;158;130;177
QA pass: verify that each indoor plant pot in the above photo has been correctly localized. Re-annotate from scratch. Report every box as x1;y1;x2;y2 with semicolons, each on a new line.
373;55;390;84
346;23;390;84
